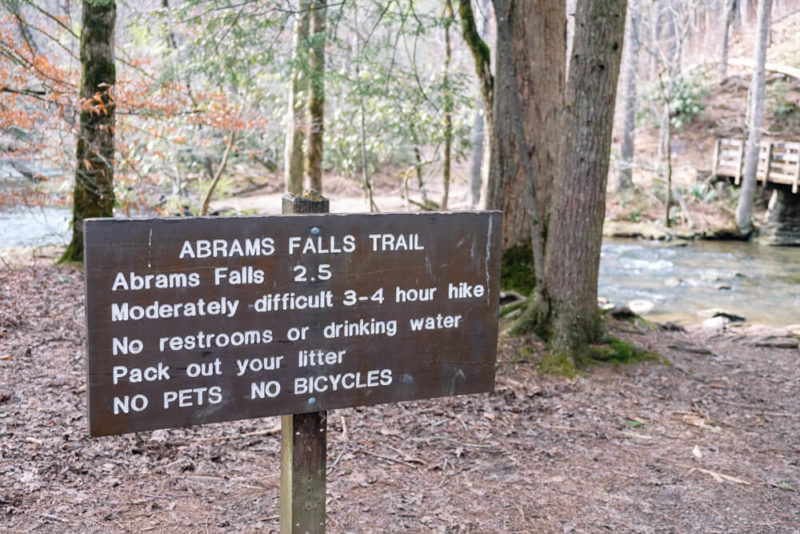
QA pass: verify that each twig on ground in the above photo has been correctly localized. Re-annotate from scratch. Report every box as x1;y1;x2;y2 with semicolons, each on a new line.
668;342;715;355
195;427;281;443
689;467;750;485
356;448;419;468
327;446;348;475
714;399;798;418
411;435;498;450
40;513;68;523
385;444;426;466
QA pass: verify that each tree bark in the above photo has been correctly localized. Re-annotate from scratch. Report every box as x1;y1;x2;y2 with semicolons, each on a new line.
735;0;771;235
491;0;565;251
305;0;326;194
60;0;116;263
544;0;626;360
285;0;310;195
617;0;640;191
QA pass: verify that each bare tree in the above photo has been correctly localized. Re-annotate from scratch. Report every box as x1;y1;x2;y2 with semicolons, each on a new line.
306;0;326;193
468;0;490;208
442;0;455;210
617;0;641;191
719;0;736;81
736;0;771;235
285;0;311;195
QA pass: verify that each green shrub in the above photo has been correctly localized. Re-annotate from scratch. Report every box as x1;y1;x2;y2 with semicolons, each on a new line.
639;66;708;130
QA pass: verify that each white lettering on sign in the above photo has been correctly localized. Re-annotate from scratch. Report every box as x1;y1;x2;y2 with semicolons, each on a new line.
251;380;281;399
448;282;485;299
395;286;437;303
293;369;392;394
179;238;275;259
408;314;463;330
214;266;265;285
111;297;239;321
112;337;143;356
163;386;223;408
287;235;356;255
113;394;148;414
236;356;284;376
252;291;334;312
297;349;346;367
158;329;273;352
323;318;397;338
112;363;171;384
112;271;201;291
186;358;222;378
368;233;424;251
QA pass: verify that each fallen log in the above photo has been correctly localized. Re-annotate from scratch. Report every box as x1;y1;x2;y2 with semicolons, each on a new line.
727;58;800;80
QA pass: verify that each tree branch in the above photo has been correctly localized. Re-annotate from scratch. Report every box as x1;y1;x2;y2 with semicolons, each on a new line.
200;131;237;216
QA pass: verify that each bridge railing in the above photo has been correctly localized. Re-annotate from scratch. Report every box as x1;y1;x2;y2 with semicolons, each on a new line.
712;138;800;193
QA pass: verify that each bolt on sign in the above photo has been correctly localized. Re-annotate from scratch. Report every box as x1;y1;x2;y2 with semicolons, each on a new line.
84;212;502;436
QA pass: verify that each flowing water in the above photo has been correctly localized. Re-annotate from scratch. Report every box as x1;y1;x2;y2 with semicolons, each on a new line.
1;166;70;249
0;205;70;249
599;239;800;326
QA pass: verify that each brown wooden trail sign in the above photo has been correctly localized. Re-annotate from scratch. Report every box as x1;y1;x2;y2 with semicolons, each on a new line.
84;206;502;437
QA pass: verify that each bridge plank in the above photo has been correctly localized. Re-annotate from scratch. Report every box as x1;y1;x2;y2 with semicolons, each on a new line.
713;137;800;193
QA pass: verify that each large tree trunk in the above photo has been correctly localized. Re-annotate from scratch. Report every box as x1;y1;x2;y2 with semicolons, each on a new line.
491;0;566;251
305;0;326;193
719;0;736;81
544;0;626;360
617;0;640;191
468;0;490;208
60;0;116;263
285;0;310;195
735;0;771;235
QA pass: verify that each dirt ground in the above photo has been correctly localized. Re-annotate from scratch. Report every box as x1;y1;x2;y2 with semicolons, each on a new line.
1;254;799;533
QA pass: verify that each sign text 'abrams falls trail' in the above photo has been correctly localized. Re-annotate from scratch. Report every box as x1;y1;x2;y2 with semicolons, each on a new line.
84;212;502;436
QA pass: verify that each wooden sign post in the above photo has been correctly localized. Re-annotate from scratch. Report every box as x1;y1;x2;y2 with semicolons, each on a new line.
83;201;502;532
280;193;328;534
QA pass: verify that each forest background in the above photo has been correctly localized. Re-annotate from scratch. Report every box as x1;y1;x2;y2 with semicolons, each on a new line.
2;2;800;531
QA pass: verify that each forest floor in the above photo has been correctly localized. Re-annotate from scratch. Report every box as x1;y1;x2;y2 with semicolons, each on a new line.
1;255;799;533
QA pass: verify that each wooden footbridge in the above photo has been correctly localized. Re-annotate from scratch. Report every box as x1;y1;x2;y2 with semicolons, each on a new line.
712;138;800;193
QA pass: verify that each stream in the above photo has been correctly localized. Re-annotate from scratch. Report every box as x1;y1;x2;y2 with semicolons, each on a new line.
1;204;798;327
0;205;70;249
599;238;800;327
